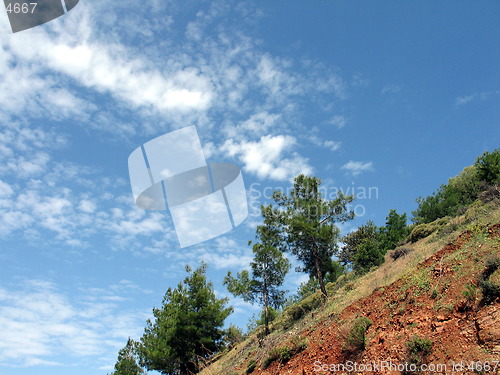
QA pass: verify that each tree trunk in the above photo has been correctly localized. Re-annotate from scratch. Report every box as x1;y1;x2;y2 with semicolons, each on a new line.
263;288;270;335
314;254;328;298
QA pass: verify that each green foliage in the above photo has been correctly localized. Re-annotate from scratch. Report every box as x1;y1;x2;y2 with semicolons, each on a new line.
344;317;372;353
390;246;414;261
379;209;410;252
223;324;245;349
286;291;323;321
262;337;307;369
246;358;257;374
474;148;500;185
483;256;500;279
340;220;379;266
289;260;345;302
406;336;433;364
462;284;477;310
246;307;279;334
479;279;500;305
352;237;384;274
478;256;500;305
137;263;232;375
411;150;500;225
109;338;145;375
408;223;438;243
224;205;290;335
270;174;354;297
412;165;483;224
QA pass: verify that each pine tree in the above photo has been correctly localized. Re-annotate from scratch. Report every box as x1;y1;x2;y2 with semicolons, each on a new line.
137;262;232;374
109;338;145;375
270;174;354;297
224;205;290;335
379;209;409;252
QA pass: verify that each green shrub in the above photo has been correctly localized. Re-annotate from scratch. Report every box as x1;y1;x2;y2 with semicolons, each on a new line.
483;256;500;279
462;284;477;310
479;279;500;305
223;324;245;349
344;317;372;352
246;359;257;374
352;237;384;274
406;336;433;364
261;337;308;370
479;256;500;305
390;246;414;260
262;346;292;369
408;223;437;243
286;292;322;321
474;149;500;185
437;222;459;237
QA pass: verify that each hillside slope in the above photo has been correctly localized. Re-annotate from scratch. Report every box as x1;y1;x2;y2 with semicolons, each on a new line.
201;202;500;375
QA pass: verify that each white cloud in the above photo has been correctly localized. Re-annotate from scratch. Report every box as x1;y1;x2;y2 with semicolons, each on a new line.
309;135;342;152
0;280;148;368
0;180;13;197
341;160;374;176
221;135;313;181
78;199;97;214
455;91;499;106
381;84;402;95
455;95;475;106
328;115;348;129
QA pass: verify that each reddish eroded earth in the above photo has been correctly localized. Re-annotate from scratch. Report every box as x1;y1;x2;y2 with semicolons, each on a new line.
255;226;500;374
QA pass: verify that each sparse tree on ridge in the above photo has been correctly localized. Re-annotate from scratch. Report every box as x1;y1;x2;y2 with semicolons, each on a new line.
270;174;354;297
339;220;379;267
109;338;145;375
379;209;409;252
137;262;232;375
224;205;290;335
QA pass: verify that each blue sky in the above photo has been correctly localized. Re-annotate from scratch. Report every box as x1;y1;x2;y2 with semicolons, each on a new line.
0;1;498;374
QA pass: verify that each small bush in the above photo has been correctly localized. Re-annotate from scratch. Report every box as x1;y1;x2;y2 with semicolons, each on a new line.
287;292;322;321
437;222;459;237
408;223;437;243
390;246;414;260
461;284;477;310
344;317;372;352
246;359;257;374
483;256;500;279
406;336;433;364
478;256;500;305
479;279;500;305
262;346;293;369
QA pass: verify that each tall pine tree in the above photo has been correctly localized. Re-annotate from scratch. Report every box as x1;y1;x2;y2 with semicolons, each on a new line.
271;175;354;297
224;205;290;335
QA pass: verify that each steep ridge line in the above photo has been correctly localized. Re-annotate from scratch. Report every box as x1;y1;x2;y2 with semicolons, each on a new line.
255;224;500;375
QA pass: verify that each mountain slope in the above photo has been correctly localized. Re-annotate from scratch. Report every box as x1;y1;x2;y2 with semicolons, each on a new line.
201;200;500;375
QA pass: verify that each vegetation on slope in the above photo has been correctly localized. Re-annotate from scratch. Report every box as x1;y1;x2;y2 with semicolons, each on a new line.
109;148;500;375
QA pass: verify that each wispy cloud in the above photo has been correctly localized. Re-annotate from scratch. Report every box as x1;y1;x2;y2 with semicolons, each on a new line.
341;160;374;176
0;280;148;368
328;115;348;129
381;84;402;95
455;91;499;106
